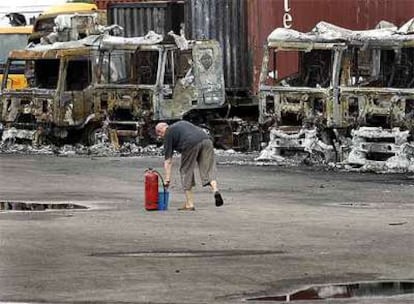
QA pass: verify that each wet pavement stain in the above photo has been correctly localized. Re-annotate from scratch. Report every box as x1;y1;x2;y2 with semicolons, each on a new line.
247;281;414;301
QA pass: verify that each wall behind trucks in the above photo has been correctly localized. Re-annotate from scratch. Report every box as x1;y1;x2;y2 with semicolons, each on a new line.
247;0;414;95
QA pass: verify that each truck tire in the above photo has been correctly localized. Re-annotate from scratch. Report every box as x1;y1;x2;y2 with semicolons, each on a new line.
82;125;106;146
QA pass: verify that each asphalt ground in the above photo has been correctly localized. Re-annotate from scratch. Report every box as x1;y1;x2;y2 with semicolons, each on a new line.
0;154;413;303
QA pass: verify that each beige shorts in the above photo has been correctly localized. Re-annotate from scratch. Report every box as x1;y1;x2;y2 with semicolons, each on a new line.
180;139;217;190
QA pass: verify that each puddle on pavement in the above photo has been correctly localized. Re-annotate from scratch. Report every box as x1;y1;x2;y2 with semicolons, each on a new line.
247;281;414;301
91;250;285;258
0;201;88;211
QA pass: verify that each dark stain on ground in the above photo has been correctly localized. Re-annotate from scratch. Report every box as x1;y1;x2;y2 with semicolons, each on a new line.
0;201;88;211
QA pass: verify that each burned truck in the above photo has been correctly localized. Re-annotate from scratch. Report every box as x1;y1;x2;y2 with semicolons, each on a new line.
257;25;344;162
336;21;414;167
0;32;226;146
258;20;414;169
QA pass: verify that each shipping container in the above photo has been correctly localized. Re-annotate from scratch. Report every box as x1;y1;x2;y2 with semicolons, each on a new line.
108;1;184;37
185;0;251;104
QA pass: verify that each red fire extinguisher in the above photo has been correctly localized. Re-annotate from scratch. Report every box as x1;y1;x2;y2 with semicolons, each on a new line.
144;168;161;211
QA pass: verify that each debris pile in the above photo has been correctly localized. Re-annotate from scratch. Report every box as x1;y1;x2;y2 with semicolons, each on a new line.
345;127;414;173
0;142;164;157
256;127;335;163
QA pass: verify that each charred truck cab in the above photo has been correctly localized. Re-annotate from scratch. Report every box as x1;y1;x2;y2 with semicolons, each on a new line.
258;21;414;167
1;44;96;144
337;22;414;166
0;33;225;146
258;25;345;161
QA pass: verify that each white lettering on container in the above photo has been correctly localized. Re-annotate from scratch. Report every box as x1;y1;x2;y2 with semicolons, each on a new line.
283;0;293;28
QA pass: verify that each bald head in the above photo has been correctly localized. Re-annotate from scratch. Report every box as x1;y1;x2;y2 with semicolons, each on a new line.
155;122;169;138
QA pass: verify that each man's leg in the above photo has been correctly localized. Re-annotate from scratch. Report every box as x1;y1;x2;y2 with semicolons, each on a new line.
183;189;195;210
198;140;223;207
180;146;199;210
209;180;223;207
212;186;223;207
210;180;218;192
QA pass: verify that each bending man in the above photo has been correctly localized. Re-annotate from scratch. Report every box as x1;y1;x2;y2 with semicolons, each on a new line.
155;120;224;210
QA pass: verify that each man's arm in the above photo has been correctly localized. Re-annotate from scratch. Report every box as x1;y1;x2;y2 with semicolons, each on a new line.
164;157;173;186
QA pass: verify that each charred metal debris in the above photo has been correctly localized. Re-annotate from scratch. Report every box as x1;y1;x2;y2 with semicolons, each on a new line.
257;19;414;172
1;17;414;172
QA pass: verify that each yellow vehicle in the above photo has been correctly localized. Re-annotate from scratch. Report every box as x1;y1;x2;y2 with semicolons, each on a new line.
41;3;98;15
29;3;104;44
0;26;32;89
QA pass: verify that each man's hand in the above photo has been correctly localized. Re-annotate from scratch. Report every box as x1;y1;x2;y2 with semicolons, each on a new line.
164;180;170;188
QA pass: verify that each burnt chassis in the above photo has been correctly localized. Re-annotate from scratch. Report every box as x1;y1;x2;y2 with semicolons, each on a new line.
0;35;226;146
258;23;414;163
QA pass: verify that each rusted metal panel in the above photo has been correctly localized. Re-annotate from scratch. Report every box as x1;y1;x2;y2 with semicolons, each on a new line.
247;0;414;96
185;0;251;100
107;1;184;37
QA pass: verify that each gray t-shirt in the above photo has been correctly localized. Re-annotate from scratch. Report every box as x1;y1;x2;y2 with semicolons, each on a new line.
164;120;209;159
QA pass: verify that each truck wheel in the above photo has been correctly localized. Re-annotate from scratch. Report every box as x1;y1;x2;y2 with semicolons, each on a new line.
83;125;106;146
212;125;233;150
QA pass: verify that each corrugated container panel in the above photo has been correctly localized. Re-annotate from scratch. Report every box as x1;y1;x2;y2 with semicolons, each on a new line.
95;0;169;10
108;1;184;37
95;0;140;10
185;0;251;98
247;0;414;96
